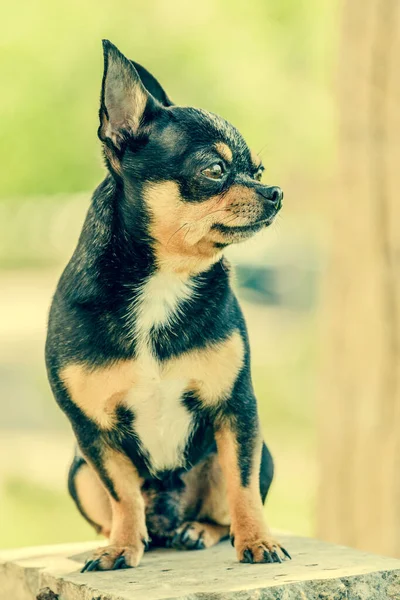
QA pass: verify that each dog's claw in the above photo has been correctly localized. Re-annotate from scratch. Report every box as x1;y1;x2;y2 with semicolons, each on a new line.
180;523;192;544
193;535;205;550
263;550;272;563
81;558;100;573
86;559;101;572
281;547;291;560
242;549;254;564
271;550;282;563
112;556;128;570
172;523;192;548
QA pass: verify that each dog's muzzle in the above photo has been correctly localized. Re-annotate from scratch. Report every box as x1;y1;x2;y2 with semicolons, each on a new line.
257;185;283;220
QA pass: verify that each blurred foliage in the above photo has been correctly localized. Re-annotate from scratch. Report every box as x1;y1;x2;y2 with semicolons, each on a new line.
1;0;336;199
2;477;96;548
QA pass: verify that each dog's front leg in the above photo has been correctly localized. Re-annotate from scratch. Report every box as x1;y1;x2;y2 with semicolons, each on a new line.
215;417;290;564
81;448;149;572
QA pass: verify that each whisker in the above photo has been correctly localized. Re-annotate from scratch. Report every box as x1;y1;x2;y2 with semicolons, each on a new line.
221;214;274;229
163;208;232;250
222;214;242;226
193;208;230;224
166;222;190;248
215;189;230;204
182;224;192;244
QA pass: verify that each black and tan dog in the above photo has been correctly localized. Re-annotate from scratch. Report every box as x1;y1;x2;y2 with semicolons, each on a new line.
46;40;289;571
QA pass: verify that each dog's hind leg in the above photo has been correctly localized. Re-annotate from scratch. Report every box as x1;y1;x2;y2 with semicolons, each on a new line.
171;453;230;550
171;521;229;550
68;453;112;537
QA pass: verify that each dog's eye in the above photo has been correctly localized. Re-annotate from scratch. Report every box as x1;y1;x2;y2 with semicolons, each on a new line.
255;167;264;182
202;163;224;180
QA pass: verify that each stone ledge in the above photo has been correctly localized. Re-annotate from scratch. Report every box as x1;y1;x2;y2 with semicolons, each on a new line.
1;534;400;600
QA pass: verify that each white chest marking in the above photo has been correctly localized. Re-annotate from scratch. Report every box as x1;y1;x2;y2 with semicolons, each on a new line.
129;271;196;349
125;271;197;473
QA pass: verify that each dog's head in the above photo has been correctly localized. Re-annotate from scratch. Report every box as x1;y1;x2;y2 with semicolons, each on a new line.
99;40;283;272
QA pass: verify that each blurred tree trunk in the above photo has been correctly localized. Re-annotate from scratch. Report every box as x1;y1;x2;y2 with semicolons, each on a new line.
318;0;400;555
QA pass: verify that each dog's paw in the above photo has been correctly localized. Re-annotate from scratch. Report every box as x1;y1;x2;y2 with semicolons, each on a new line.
81;540;149;572
171;522;207;550
171;521;228;550
234;536;291;564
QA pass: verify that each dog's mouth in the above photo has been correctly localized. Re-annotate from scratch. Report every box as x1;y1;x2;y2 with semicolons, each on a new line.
211;216;276;239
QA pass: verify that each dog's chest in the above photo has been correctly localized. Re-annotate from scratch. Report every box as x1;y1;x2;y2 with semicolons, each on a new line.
125;272;196;473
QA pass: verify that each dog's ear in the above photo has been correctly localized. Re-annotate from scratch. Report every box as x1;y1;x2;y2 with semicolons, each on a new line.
99;40;158;149
130;61;173;108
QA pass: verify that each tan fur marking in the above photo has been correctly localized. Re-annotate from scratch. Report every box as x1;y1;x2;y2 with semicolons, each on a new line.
105;452;146;545
214;426;285;561
215;142;233;163
145;181;262;274
215;427;265;528
61;362;136;429
62;331;243;434
178;453;231;526
87;450;148;569
196;454;230;525
167;331;244;406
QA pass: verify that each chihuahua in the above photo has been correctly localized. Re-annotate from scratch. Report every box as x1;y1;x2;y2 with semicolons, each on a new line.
46;40;288;571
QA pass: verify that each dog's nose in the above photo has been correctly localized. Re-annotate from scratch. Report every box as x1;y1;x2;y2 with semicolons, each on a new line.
264;186;283;206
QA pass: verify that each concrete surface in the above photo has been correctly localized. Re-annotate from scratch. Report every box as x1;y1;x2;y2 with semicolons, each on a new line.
1;534;400;600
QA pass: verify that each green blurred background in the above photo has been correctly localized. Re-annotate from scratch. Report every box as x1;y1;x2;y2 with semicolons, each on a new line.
0;0;338;548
